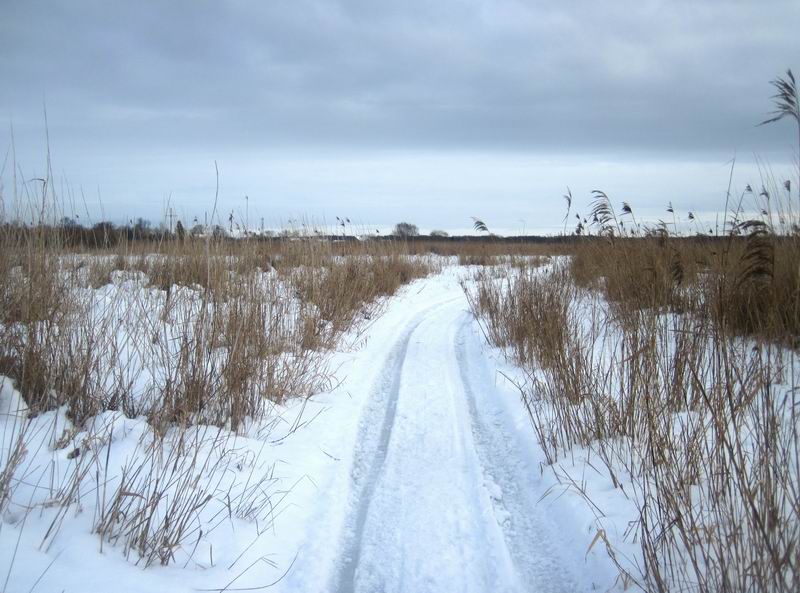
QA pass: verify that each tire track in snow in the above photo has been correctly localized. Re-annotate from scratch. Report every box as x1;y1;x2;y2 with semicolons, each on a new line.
333;302;445;593
454;312;579;592
335;302;515;593
331;299;580;593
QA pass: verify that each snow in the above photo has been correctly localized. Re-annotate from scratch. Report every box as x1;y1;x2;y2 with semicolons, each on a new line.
1;266;636;592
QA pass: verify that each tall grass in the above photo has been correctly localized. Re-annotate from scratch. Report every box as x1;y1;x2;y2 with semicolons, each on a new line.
0;215;431;430
466;229;799;591
464;71;800;592
0;172;432;575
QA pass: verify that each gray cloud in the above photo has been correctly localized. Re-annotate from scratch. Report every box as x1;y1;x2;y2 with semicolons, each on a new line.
1;0;798;230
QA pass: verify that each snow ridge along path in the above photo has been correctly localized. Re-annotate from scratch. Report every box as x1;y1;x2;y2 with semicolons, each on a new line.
326;290;580;592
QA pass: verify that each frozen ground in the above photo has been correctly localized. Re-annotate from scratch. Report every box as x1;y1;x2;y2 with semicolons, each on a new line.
1;268;629;592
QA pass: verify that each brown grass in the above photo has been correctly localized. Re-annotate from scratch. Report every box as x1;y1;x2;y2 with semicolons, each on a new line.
465;204;800;591
0;218;431;430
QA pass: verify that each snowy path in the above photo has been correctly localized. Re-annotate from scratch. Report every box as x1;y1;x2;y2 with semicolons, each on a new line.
0;270;617;593
316;293;579;592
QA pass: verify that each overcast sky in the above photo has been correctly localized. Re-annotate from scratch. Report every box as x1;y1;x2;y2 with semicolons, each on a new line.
1;0;798;234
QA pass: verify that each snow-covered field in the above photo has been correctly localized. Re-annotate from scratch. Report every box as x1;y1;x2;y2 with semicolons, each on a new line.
1;264;640;593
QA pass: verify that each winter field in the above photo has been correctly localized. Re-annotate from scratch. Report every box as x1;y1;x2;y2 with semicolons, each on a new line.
0;219;797;593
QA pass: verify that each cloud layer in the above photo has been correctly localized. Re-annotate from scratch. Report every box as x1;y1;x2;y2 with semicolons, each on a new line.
1;0;798;230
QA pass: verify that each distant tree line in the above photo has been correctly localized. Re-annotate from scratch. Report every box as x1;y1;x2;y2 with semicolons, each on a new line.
0;217;211;249
4;216;742;249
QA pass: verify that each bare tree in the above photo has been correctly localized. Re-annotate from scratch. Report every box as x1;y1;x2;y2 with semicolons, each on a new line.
393;222;419;237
